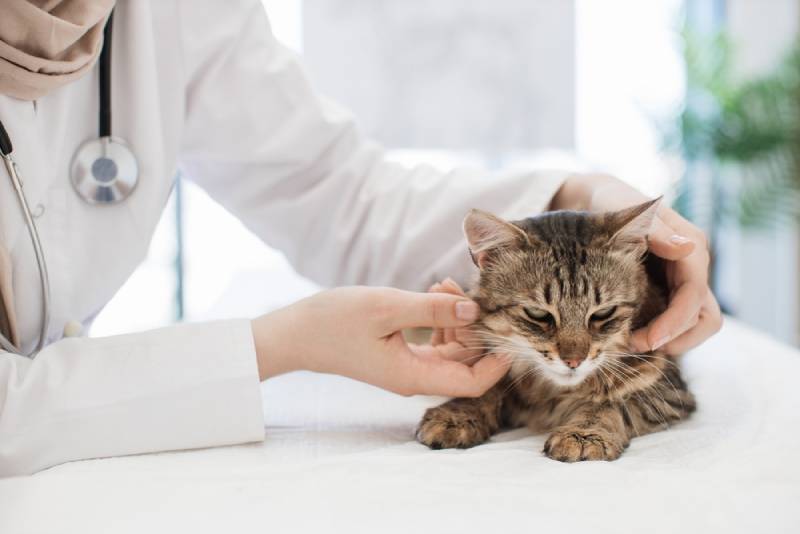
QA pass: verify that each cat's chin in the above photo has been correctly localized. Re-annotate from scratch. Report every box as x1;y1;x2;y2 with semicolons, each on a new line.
539;362;596;388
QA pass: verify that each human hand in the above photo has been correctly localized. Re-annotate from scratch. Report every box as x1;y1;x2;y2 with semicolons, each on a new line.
428;278;481;355
550;174;723;354
251;287;511;396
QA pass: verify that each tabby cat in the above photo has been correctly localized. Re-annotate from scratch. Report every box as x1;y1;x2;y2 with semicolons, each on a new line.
416;199;696;462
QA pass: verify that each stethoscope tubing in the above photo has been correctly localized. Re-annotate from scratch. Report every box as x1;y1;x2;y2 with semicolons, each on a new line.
0;154;51;356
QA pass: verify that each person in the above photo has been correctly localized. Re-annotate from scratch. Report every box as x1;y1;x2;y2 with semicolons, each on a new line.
0;0;721;477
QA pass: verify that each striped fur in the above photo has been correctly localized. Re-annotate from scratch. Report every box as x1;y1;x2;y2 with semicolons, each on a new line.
417;202;696;461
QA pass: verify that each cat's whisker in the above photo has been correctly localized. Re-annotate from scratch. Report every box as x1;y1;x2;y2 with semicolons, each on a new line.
602;357;681;422
598;361;636;390
603;352;680;388
605;353;685;410
603;360;672;428
604;350;680;369
501;366;541;396
599;361;674;428
593;364;614;394
598;361;644;437
601;357;640;378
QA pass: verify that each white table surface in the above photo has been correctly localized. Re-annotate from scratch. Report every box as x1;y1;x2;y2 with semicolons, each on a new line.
1;318;799;534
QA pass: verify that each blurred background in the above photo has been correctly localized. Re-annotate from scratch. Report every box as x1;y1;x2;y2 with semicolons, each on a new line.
91;0;800;348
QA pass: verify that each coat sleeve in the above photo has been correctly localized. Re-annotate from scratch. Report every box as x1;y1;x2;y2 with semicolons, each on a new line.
0;320;264;477
177;0;571;290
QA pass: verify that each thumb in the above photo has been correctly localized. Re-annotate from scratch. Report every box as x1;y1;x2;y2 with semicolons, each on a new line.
647;217;695;261
629;327;651;353
383;290;480;332
417;353;511;397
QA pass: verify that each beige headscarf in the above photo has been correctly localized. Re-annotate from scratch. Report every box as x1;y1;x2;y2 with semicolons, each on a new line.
0;0;116;101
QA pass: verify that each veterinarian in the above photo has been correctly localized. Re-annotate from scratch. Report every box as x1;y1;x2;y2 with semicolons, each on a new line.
0;0;722;476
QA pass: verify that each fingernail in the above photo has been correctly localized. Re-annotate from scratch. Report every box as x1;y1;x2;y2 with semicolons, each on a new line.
651;335;671;350
669;234;691;245
455;301;479;321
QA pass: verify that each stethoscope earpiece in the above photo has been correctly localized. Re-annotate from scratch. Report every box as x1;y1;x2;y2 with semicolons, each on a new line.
70;136;138;204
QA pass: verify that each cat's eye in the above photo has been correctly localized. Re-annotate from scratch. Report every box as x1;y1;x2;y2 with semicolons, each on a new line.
523;307;553;323
590;306;617;322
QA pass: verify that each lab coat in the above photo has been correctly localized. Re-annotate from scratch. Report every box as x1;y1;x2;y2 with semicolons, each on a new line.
0;0;568;477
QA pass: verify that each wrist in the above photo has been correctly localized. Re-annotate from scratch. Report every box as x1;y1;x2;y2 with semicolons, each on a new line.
549;173;641;213
251;310;303;381
549;173;603;211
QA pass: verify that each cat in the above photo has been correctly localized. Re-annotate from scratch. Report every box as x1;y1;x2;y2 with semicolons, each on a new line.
416;198;696;462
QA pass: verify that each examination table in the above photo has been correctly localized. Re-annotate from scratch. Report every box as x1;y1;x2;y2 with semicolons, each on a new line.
1;318;798;534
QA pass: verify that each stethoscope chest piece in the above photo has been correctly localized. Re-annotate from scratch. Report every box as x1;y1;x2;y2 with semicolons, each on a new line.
70;136;138;204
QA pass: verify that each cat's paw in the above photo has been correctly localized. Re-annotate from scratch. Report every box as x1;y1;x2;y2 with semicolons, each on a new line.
543;428;625;462
416;406;492;450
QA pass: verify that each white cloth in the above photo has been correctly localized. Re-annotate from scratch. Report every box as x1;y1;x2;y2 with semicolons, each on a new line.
0;319;797;534
0;0;569;476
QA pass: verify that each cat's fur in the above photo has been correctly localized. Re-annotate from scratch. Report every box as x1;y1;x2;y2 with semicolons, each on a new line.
416;199;695;462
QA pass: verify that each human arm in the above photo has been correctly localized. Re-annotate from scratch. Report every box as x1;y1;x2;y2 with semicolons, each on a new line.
0;286;511;477
0;320;264;477
251;286;509;397
176;0;570;291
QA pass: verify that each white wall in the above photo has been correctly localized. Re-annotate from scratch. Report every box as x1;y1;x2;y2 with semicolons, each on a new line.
302;0;575;156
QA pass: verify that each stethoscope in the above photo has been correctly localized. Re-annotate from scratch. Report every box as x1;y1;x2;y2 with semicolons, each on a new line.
0;11;138;357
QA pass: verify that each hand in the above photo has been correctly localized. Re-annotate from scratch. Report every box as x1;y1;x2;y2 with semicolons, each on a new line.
251;287;511;396
550;174;723;354
428;278;482;356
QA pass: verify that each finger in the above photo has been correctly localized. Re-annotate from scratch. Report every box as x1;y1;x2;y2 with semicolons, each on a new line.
630;308;699;353
427;284;446;345
629;327;651;354
441;277;467;297
417;353;511;397
661;321;716;355
408;341;482;363
438;341;483;363
438;280;467;343
637;283;704;351
647;217;695;261
384;290;480;331
430;327;445;346
443;325;457;344
661;295;723;355
407;343;443;360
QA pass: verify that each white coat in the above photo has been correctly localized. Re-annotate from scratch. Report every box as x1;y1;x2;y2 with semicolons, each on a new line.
0;0;568;476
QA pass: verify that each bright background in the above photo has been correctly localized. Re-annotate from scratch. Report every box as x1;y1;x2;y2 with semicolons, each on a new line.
91;0;799;348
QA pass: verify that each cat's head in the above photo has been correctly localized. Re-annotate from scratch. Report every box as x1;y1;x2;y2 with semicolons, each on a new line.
465;198;660;388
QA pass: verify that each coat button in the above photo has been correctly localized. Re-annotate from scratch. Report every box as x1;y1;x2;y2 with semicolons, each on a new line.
63;320;83;338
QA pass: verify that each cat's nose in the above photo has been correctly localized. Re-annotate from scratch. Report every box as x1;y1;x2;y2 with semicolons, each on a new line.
562;355;585;369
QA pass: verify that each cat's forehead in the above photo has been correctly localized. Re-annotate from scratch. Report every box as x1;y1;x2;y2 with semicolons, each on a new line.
517;210;606;246
480;211;640;303
514;213;612;274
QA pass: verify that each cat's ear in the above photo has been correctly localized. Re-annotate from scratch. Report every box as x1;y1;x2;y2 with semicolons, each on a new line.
605;197;662;252
463;209;529;268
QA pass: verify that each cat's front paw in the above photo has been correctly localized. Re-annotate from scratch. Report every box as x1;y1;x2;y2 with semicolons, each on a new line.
544;428;625;462
416;406;492;450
